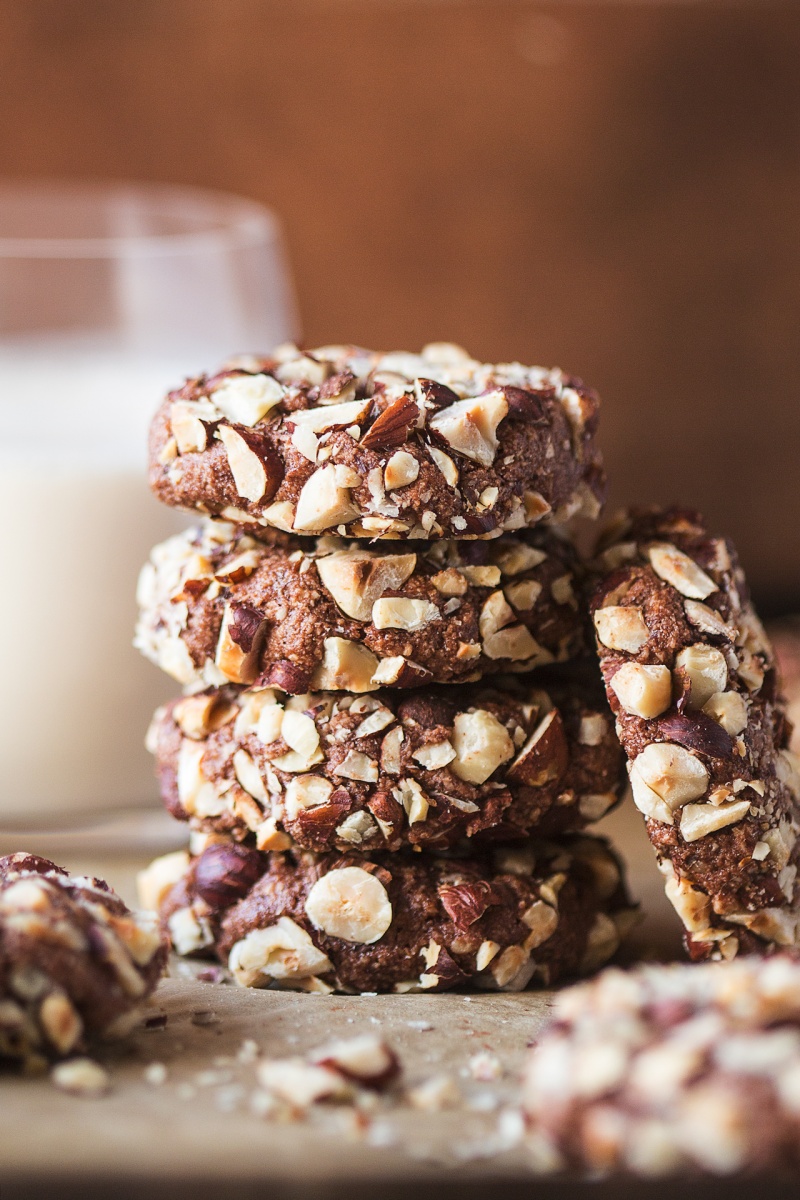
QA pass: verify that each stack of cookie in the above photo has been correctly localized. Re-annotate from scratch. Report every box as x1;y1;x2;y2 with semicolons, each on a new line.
135;342;636;994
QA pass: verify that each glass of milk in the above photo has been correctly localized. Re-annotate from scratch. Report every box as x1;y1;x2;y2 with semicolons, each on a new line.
0;181;298;824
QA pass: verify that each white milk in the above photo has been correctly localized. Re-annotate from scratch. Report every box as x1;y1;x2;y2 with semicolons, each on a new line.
0;342;191;821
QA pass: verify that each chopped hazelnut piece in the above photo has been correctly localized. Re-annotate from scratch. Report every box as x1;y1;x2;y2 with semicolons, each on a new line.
217;426;269;502
305;867;393;944
610;663;672;719
451;709;514;784
594;606;650;654
648;543;717;600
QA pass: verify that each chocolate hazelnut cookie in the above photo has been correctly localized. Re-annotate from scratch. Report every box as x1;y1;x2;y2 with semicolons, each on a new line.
0;854;166;1063
147;834;635;994
523;956;800;1177
589;507;800;960
147;677;623;853
148;342;605;540
134;521;584;693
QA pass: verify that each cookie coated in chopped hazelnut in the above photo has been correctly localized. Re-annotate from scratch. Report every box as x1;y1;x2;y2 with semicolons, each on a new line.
523;955;800;1177
147;676;623;854
134;522;584;693
0;854;166;1064
153;835;635;995
147;342;606;541
589;507;800;960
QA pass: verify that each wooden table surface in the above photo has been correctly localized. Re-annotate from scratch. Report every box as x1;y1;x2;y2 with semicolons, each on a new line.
1;807;796;1199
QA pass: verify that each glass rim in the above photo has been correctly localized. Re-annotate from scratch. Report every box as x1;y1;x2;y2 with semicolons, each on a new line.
0;179;284;259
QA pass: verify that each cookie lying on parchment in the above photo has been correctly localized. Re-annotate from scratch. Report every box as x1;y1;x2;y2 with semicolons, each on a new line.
143;834;636;996
148;342;605;541
134;522;585;693
523;955;800;1176
147;677;624;854
0;854;166;1065
589;507;800;961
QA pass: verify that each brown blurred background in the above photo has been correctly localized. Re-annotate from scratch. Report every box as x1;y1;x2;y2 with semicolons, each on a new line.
2;0;798;609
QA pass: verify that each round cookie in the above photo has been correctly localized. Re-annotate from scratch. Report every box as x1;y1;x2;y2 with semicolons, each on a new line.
147;678;624;854
0;854;166;1063
523;956;800;1177
589;507;800;960
148;342;605;540
135;521;584;693
148;835;635;995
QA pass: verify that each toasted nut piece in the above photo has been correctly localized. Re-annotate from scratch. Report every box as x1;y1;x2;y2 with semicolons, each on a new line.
384;450;420;490
660;868;713;934
504;579;542;611
229;916;332;986
210;373;283;425
313;1034;400;1088
310;637;379;693
578;792;617;820
675;645;728;709
684;599;735;640
372;597;440;631
305;867;392;944
648;543;717;600
217;425;268;502
170;401;208;454
281;709;321;760
284;774;334;819
610;663;672;719
316;551;417;622
479;591;515;641
475;940;501;971
371;656;407;685
333;750;379;782
176;739;222;816
293;465;360;532
429;389;508;467
578;714;608;746
631;743;709;817
508;709;569;786
381;726;404;774
427;444;459;485
430;568;468;596
290;397;371;434
257;1058;349;1106
494;542;547;575
172;694;235;739
215;602;267;686
451;709;514;784
261;500;296;531
393;777;430;824
40;992;83;1055
483;624;548;662
137;850;191;912
413;740;456;769
594;606;650;653
703;690;748;736
491;944;532;989
679;799;751;842
521;900;559;950
51;1058;110;1098
233;749;268;803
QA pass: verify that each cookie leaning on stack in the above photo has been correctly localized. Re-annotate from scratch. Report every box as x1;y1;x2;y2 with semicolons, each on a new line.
136;342;635;993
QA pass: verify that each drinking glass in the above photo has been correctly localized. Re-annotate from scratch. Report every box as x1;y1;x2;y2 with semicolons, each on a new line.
0;181;298;823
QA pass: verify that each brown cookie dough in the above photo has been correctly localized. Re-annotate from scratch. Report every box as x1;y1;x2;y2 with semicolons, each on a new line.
148;342;605;540
523;956;800;1177
589;507;800;960
146;835;635;995
134;521;584;693
147;677;624;853
0;854;166;1064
